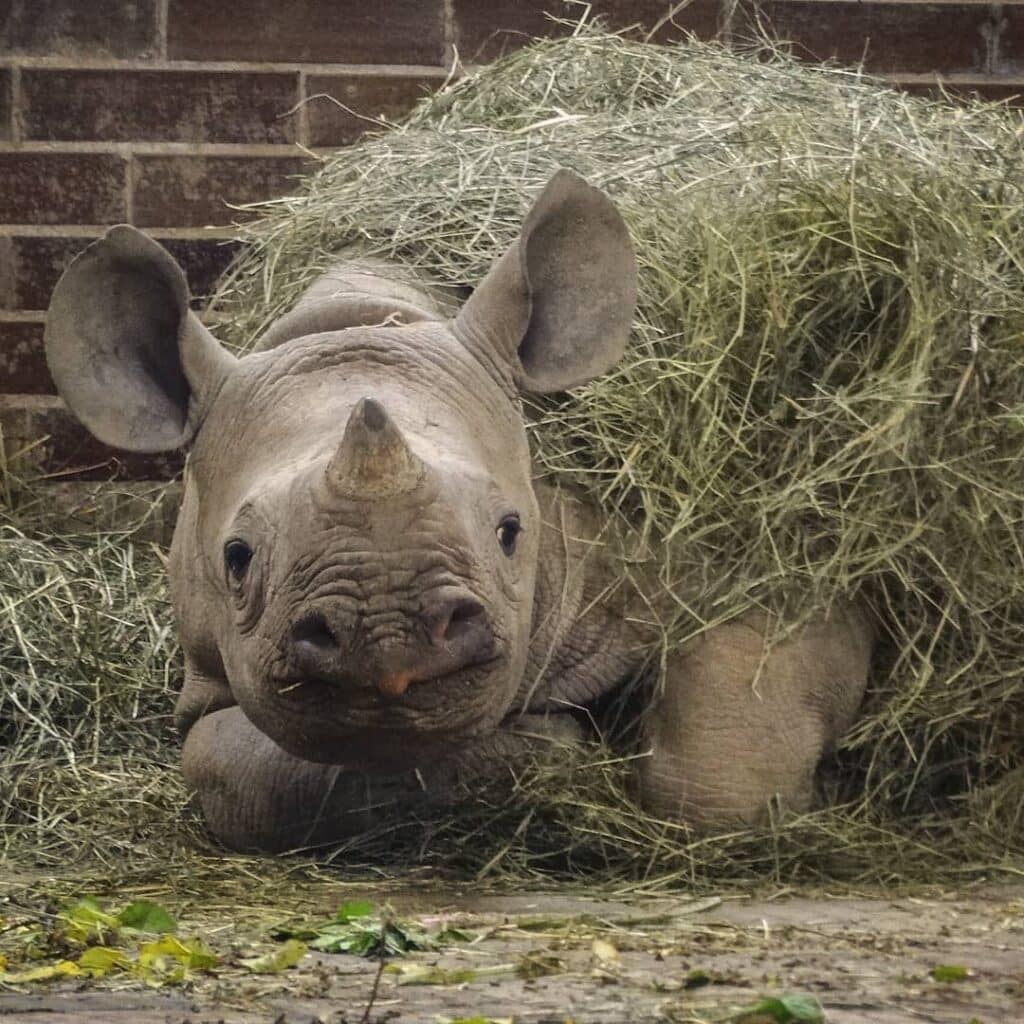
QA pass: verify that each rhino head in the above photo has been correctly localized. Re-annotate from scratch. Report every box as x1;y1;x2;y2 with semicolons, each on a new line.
45;171;637;773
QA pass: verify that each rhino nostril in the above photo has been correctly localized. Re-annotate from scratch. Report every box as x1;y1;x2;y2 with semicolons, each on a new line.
291;613;338;650
441;599;486;643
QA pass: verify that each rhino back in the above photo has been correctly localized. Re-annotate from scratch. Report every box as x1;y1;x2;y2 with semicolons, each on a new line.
255;257;462;353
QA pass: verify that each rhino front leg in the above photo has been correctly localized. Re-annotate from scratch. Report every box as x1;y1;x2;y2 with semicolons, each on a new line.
182;706;580;852
634;603;874;829
182;707;399;852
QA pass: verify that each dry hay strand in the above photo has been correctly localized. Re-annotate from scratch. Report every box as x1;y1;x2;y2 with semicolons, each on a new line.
211;27;1024;873
0;509;196;868
3;27;1023;888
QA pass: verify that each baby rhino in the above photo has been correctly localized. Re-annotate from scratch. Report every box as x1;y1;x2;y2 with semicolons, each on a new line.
46;171;874;851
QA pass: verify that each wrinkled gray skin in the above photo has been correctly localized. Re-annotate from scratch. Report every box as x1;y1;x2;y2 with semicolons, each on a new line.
45;171;875;852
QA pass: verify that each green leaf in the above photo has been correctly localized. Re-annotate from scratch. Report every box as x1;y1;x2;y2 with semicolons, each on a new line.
117;901;177;935
77;946;131;977
386;963;478;986
56;898;177;947
512;916;572;932
733;993;826;1023
307;913;432;958
336;900;375;922
0;960;82;984
139;935;219;982
308;923;375;955
240;939;307;974
278;904;457;960
931;964;970;982
779;995;827;1021
61;898;120;943
386;962;514;986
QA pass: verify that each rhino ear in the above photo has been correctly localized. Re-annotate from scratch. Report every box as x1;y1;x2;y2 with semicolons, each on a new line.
454;170;637;393
45;225;237;453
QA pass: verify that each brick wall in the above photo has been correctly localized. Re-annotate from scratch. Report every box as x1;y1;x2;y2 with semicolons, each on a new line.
1;0;1022;480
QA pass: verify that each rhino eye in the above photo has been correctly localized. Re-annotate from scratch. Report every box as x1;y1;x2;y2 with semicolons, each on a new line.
496;515;521;557
224;539;254;581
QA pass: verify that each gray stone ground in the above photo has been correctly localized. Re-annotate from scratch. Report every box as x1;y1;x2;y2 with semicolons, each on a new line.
2;886;1021;1023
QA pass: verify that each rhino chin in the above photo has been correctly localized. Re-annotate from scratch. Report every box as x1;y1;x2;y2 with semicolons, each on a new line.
237;660;512;771
270;717;495;774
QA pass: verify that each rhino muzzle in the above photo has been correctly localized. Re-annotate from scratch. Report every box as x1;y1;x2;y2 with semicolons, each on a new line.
287;588;496;699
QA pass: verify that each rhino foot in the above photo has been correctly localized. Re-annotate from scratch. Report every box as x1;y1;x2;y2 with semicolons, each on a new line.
634;603;874;829
182;706;582;853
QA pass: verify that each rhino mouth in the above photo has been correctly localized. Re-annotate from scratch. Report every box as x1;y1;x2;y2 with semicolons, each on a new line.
272;652;505;711
252;656;507;771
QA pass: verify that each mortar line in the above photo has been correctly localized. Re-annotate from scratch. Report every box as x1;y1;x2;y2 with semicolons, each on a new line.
158;0;170;60
0;56;450;76
0;237;16;310
441;0;458;74
985;1;1005;74
0;305;232;322
125;151;135;224
297;69;309;150
0;310;48;322
9;64;21;146
0;140;312;156
719;0;740;44
0;224;241;238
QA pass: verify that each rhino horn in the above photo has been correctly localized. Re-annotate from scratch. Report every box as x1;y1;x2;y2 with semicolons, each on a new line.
326;397;424;497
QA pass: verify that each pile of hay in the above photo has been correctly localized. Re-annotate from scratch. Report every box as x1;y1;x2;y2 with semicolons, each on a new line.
0;491;195;870
3;28;1022;886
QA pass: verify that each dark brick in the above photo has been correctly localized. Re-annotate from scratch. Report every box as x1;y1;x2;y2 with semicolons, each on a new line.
0;319;48;393
0;69;11;143
453;1;1024;74
132;155;310;228
743;2;1024;76
158;237;245;301
892;75;1024;106
452;0;722;61
0;0;159;59
0;234;244;311
0;396;184;480
0;153;126;226
21;70;300;145
306;73;445;147
168;0;445;64
0;238;11;308
451;0;575;61
35;402;185;479
623;0;724;42
0;236;90;311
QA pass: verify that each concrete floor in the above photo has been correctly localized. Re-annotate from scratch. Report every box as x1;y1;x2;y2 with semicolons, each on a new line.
2;885;1021;1023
